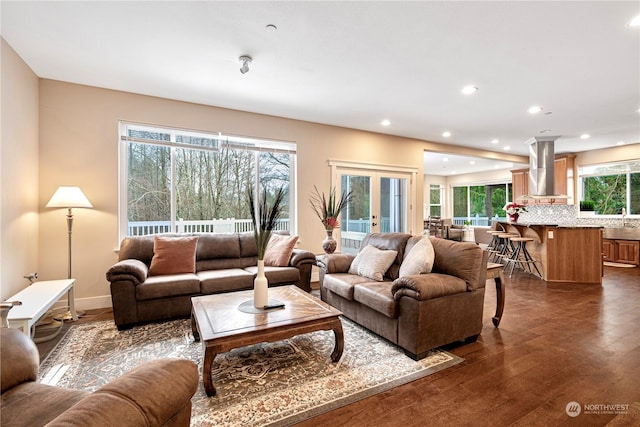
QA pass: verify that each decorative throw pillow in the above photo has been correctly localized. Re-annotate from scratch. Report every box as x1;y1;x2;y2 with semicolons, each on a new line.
399;237;435;277
264;234;299;267
348;244;398;281
149;236;199;276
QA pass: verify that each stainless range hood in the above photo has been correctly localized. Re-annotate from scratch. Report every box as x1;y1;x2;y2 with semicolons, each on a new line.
522;135;567;200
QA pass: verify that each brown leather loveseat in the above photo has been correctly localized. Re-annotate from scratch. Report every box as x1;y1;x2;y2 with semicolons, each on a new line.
317;233;488;359
0;327;198;427
107;232;316;329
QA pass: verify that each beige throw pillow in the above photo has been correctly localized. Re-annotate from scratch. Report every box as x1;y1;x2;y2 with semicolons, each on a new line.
399;237;435;277
264;234;299;267
349;244;398;281
149;236;199;276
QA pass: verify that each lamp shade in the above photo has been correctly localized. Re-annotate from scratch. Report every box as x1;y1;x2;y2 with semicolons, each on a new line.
46;186;93;209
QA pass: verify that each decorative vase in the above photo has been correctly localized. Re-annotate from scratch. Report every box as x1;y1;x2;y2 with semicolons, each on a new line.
254;260;268;308
508;213;519;223
322;229;337;254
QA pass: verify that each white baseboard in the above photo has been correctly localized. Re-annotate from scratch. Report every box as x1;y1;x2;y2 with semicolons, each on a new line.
51;295;113;312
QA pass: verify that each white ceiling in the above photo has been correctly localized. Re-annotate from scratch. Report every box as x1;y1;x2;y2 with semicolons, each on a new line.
2;1;639;173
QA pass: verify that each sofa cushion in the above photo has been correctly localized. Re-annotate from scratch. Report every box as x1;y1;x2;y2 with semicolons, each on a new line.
323;273;373;300
348;245;398;281
399;237;435;277
136;273;200;300
264;234;298;267
198;269;255;294
196;233;241;260
359;233;412;280
1;382;89;427
244;265;300;285
149;236;199;276
353;282;397;318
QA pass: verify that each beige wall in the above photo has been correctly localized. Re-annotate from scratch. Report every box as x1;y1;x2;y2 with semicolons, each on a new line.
576;144;639;167
1;39;40;300
38;79;436;309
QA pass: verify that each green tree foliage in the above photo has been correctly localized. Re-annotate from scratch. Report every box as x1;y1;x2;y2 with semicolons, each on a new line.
583;175;627;214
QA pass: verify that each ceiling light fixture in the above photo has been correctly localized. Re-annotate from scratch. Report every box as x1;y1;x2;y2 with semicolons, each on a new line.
626;15;640;27
442;131;451;137
504;146;511;151
461;85;478;95
381;119;391;126
469;161;476;165
491;139;499;144
239;55;252;74
443;157;449;162
528;106;543;114
265;24;278;32
580;134;590;139
617;141;625;146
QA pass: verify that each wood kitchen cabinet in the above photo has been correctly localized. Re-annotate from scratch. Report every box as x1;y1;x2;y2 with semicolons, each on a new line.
511;168;529;204
603;238;640;265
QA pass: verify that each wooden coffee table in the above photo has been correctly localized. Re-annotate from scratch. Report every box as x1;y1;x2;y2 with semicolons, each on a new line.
191;285;344;397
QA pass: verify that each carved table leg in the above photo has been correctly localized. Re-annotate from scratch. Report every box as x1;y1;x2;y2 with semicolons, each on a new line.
331;319;344;362
191;311;200;341
492;271;505;327
203;347;217;397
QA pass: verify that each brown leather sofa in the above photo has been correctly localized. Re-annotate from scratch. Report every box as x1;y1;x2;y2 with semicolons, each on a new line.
317;233;488;359
107;232;316;329
0;327;198;427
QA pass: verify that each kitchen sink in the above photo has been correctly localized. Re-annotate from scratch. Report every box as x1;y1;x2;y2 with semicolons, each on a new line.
603;227;640;240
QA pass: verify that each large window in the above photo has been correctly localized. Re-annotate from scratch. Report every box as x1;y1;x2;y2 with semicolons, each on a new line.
579;161;640;215
119;122;296;238
428;184;443;217
452;183;512;225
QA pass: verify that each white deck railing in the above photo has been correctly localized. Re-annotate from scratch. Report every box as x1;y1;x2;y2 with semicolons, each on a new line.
127;219;290;236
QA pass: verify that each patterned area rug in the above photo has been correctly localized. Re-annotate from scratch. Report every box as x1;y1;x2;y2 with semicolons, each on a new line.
40;318;462;426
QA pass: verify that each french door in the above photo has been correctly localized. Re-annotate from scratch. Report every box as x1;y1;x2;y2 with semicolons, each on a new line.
330;162;416;254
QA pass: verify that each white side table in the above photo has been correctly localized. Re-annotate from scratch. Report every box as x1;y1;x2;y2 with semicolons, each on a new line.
6;279;77;338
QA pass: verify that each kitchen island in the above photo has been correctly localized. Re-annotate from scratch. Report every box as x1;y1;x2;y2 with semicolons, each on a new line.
497;222;603;284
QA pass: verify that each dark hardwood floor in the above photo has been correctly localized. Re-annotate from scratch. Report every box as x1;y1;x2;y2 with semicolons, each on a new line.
43;265;639;426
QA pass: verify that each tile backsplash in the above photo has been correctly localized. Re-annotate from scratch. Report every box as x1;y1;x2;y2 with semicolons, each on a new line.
517;205;639;228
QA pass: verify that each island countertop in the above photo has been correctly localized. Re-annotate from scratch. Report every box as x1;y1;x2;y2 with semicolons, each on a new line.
496;221;603;284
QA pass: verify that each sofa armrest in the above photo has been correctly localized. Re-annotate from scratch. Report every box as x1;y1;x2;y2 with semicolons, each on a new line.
0;328;40;393
106;259;148;285
430;238;488;291
46;358;199;427
289;249;317;267
316;253;355;274
391;274;468;301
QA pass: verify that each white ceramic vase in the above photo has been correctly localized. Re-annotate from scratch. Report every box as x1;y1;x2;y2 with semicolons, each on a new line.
254;260;268;308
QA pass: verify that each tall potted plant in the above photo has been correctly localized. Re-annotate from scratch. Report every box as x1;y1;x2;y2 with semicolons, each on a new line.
248;186;285;308
309;186;353;254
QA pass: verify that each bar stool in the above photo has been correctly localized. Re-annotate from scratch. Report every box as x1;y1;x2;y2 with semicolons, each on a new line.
496;233;519;264
503;237;542;278
486;230;503;263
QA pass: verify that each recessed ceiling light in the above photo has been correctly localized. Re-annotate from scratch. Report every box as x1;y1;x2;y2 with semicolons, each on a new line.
616;141;625;146
539;129;552;134
469;160;476;165
442;131;451;137
491;139;499;144
461;85;478;95
265;24;278;32
504;146;511;151
443;157;449;162
528;106;543;114
626;15;640;27
580;134;590;139
450;171;457;175
381;119;391;126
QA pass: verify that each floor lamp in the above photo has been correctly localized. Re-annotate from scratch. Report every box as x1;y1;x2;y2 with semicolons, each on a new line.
46;186;93;321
